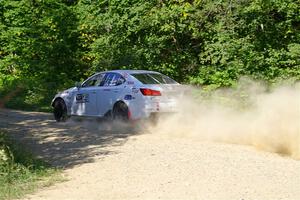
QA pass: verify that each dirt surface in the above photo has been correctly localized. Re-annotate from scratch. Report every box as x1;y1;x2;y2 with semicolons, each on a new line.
0;108;300;200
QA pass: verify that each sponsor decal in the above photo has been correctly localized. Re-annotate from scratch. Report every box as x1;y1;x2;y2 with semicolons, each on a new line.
124;94;134;100
132;88;139;93
122;72;129;78
76;93;89;103
127;81;134;85
156;102;160;111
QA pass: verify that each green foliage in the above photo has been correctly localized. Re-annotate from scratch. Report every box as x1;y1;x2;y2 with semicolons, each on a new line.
0;0;83;111
0;0;81;78
77;0;300;85
0;132;59;200
0;0;299;111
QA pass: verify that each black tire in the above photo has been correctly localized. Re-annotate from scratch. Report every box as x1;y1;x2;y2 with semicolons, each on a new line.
53;99;68;122
113;102;129;122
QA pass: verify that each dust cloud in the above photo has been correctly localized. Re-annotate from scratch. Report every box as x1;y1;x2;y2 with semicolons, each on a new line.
151;79;300;159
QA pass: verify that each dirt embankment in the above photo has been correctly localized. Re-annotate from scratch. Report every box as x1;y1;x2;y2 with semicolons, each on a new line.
0;106;299;200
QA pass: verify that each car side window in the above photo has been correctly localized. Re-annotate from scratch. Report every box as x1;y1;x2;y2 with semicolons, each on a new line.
102;73;125;86
82;73;105;88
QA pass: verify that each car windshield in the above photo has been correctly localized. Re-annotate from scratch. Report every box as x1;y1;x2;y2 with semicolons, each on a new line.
131;73;177;84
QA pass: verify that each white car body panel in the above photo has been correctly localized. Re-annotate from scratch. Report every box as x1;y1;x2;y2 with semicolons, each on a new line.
52;70;182;121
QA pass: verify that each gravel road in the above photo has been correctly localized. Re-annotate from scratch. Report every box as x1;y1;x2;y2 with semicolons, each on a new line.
0;109;299;200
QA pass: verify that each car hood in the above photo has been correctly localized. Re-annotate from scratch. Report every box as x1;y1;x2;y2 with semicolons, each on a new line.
60;87;77;94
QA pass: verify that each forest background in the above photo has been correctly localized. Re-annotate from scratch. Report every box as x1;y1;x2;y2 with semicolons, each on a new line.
0;0;299;111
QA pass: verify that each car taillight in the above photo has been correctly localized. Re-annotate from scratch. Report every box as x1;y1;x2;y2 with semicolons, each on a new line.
140;88;161;96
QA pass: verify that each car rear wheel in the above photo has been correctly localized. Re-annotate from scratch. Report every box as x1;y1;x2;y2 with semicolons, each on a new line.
113;102;129;122
53;99;68;122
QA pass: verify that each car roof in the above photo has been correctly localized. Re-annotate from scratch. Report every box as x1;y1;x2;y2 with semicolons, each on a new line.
97;70;160;75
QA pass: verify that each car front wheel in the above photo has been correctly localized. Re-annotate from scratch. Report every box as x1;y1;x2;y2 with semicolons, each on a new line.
53;99;68;122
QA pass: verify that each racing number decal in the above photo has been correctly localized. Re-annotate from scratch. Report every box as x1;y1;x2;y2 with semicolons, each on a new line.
76;93;89;103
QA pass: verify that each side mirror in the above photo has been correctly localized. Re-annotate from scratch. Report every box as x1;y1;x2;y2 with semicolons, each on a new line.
75;82;82;88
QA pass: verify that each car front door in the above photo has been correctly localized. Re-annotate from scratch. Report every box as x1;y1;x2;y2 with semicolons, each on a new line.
71;73;104;116
97;72;126;116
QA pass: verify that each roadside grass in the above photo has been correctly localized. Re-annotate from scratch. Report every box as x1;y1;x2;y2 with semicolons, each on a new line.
0;132;63;200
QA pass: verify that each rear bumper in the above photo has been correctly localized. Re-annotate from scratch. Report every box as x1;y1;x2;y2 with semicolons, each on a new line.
126;95;180;121
145;99;178;113
129;101;177;120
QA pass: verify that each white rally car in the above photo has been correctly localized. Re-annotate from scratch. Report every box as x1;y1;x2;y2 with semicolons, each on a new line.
51;70;181;122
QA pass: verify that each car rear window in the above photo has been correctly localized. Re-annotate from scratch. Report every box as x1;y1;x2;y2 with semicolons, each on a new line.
131;73;177;84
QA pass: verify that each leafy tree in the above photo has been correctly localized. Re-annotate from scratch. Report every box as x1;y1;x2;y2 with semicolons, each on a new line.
0;0;299;110
77;0;300;86
0;0;81;110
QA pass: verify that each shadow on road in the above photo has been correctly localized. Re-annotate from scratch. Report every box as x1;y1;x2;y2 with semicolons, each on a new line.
0;109;142;168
